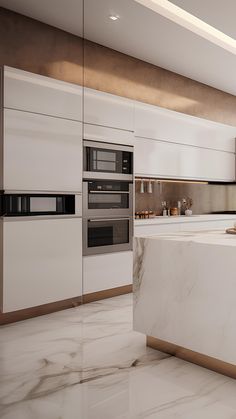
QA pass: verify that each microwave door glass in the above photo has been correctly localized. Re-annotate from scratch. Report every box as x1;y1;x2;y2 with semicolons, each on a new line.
84;142;133;175
88;193;129;209
91;149;122;173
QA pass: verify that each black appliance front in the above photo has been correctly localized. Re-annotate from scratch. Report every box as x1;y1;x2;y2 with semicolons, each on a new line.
0;194;75;216
83;140;133;177
83;217;133;255
84;179;133;215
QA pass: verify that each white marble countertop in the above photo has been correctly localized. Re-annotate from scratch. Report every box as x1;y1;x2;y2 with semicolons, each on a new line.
133;228;236;367
144;229;236;247
134;214;236;226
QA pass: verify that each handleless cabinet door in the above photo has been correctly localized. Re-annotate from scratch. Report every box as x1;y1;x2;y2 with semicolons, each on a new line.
4;109;82;192
135;137;235;182
2;218;82;312
134;102;236;153
4;66;82;122
83;251;133;294
84;88;134;131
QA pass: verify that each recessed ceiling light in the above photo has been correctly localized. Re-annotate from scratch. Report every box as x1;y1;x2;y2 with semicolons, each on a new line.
134;0;236;55
109;15;119;21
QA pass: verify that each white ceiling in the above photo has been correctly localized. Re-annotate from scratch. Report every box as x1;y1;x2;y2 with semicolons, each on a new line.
84;0;236;95
169;0;236;40
1;0;236;96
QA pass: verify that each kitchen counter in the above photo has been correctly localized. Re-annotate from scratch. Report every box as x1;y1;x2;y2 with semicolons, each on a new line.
134;214;236;225
134;214;236;237
133;230;236;377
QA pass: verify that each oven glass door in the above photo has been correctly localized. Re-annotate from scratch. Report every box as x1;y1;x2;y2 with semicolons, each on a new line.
85;218;132;254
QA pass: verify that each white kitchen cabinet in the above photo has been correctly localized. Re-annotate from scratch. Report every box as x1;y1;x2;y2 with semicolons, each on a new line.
4;66;82;122
84;123;135;146
134;137;235;182
2;217;82;312
84;87;134;131
4;108;82;192
135;102;236;153
83;251;133;294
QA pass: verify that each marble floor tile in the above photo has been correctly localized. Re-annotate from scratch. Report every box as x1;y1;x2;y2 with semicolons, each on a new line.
0;294;236;419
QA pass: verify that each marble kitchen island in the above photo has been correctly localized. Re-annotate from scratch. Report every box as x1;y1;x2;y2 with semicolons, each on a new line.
133;230;236;378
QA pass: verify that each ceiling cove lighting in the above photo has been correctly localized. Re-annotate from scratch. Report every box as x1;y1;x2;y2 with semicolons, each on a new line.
134;0;236;55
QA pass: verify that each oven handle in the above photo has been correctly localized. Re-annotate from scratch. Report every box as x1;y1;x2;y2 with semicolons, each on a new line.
88;217;131;222
89;190;130;194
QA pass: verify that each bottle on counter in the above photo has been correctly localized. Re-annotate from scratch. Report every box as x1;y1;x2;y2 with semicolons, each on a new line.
166;201;171;216
161;201;167;217
177;200;181;216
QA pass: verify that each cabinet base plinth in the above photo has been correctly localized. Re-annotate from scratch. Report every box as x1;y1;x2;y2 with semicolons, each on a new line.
0;285;133;325
0;297;82;325
147;336;236;379
83;284;133;304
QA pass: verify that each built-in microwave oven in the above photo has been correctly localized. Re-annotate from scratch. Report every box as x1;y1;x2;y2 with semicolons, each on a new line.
83;179;133;218
83;140;133;180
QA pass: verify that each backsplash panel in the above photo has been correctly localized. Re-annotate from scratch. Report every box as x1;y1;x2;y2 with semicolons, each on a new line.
135;180;236;215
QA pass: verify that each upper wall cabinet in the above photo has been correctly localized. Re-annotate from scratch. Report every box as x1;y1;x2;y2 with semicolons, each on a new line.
83;123;134;146
3;66;82;122
84;88;134;132
4;109;82;192
134;102;236;153
135;137;235;182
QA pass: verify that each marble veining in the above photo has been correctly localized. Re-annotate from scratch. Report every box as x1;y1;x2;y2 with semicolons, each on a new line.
133;231;236;366
133;237;147;304
0;294;236;419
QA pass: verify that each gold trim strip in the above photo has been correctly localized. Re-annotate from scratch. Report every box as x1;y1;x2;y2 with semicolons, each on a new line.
0;296;82;325
83;284;133;304
147;336;236;379
0;286;133;325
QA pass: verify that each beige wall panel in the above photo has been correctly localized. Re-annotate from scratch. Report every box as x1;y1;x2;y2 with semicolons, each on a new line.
1;7;236;125
0;8;83;85
84;40;236;126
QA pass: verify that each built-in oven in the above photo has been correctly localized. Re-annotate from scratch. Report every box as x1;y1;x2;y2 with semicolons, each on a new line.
83;179;133;217
83;140;133;180
0;193;82;217
83;216;133;255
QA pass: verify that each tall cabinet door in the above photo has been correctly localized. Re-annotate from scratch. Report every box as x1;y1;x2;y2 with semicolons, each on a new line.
2;218;82;312
4;109;82;192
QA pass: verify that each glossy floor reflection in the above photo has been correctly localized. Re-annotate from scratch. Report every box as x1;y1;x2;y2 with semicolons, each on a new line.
0;294;236;419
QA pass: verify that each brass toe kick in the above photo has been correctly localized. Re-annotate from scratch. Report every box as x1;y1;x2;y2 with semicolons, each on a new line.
147;336;236;380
